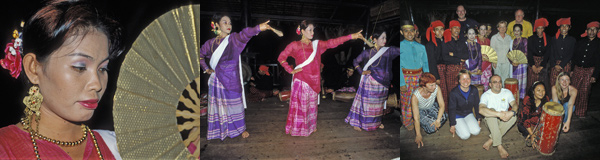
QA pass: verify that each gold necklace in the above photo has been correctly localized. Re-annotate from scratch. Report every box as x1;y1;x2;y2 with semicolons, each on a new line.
369;48;383;67
21;119;103;160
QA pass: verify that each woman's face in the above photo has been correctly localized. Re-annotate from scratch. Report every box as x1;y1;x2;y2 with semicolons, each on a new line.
514;26;522;38
478;25;487;37
217;16;232;35
35;30;110;122
375;32;387;47
425;82;436;93
498;23;507;34
534;84;546;100
467;28;477;41
302;24;315;40
559;75;570;89
459;73;471;88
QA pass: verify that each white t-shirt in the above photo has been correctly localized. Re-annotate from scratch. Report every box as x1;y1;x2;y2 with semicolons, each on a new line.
480;88;515;112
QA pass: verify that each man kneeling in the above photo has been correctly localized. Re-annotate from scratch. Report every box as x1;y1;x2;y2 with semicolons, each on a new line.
479;75;518;158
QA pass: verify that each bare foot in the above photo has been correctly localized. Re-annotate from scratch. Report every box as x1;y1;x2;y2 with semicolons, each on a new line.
483;138;493;150
353;126;362;131
498;145;509;158
379;124;385;129
242;131;249;138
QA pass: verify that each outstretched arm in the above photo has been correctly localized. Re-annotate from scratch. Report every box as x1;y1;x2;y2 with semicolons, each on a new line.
318;30;364;53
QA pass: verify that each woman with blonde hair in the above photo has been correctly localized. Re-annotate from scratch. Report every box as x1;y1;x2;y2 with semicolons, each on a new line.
551;72;577;132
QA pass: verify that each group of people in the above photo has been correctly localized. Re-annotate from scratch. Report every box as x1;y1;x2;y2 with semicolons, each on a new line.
404;5;599;158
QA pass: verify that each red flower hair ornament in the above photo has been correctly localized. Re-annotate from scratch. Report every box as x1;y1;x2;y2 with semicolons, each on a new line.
1;25;24;79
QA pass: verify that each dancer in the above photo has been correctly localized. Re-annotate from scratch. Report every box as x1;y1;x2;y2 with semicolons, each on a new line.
346;27;399;131
441;20;468;112
425;20;447;106
527;18;550;95
199;13;280;140
509;24;528;99
412;73;447;148
278;20;365;136
551;72;577;132
548;18;575;86
0;1;123;159
465;27;483;85
477;24;492;91
571;21;600;118
400;20;429;130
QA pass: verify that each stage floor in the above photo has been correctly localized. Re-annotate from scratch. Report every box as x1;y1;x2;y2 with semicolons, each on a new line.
199;95;401;159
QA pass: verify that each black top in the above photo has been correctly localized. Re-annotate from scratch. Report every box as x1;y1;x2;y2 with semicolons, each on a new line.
548;35;576;68
527;35;550;67
442;38;469;65
573;37;600;78
558;87;571;105
252;74;273;90
425;38;444;79
448;85;482;126
458;18;479;41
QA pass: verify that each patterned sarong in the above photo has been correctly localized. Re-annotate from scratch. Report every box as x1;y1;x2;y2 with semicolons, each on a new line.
549;60;572;86
512;63;527;99
286;78;319;136
207;74;246;140
444;63;465;98
419;102;448;134
401;68;421;129
572;66;594;117
526;56;548;94
437;64;448;108
345;75;388;131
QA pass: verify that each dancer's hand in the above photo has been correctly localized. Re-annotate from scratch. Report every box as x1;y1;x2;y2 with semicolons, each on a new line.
351;30;365;40
205;69;214;74
259;20;272;31
400;86;408;92
362;70;371;75
430;119;441;130
291;68;303;74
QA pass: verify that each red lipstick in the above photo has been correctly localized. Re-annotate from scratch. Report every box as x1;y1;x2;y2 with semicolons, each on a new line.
79;99;99;109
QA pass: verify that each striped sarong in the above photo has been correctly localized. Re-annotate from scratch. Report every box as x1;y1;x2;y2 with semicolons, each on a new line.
572;66;594;117
207;74;246;140
345;75;388;131
512;63;527;99
549;60;572;86
401;69;421;129
444;63;465;100
286;78;319;136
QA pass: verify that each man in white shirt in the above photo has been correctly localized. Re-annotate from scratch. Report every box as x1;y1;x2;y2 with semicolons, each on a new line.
479;75;518;158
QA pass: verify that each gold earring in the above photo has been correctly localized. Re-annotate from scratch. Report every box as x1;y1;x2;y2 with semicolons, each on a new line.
23;85;43;125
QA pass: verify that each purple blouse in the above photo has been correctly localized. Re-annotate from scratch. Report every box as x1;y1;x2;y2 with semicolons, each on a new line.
199;25;261;98
353;47;400;87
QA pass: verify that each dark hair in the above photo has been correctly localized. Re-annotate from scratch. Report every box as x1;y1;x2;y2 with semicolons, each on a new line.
22;0;123;66
524;81;548;115
299;20;314;30
528;81;546;101
371;27;386;40
513;24;523;31
467;27;478;35
211;13;229;23
489;74;501;83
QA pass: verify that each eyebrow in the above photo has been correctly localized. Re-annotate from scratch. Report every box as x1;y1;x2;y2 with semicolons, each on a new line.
68;52;110;63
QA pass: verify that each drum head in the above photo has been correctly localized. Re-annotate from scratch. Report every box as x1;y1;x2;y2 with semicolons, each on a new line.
543;102;565;116
505;78;518;84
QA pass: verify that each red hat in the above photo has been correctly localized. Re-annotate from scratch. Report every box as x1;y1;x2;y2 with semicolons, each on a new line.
581;21;600;38
533;18;549;32
259;65;270;76
555;17;571;39
444;20;461;42
534;18;549;46
449;20;461;29
426;20;445;46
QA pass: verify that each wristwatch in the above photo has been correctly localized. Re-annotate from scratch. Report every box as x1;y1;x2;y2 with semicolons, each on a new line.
510;110;517;117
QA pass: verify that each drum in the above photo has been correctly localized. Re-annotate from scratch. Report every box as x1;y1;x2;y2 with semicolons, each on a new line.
332;92;356;102
386;93;399;108
278;90;291;101
534;102;565;155
504;78;519;110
